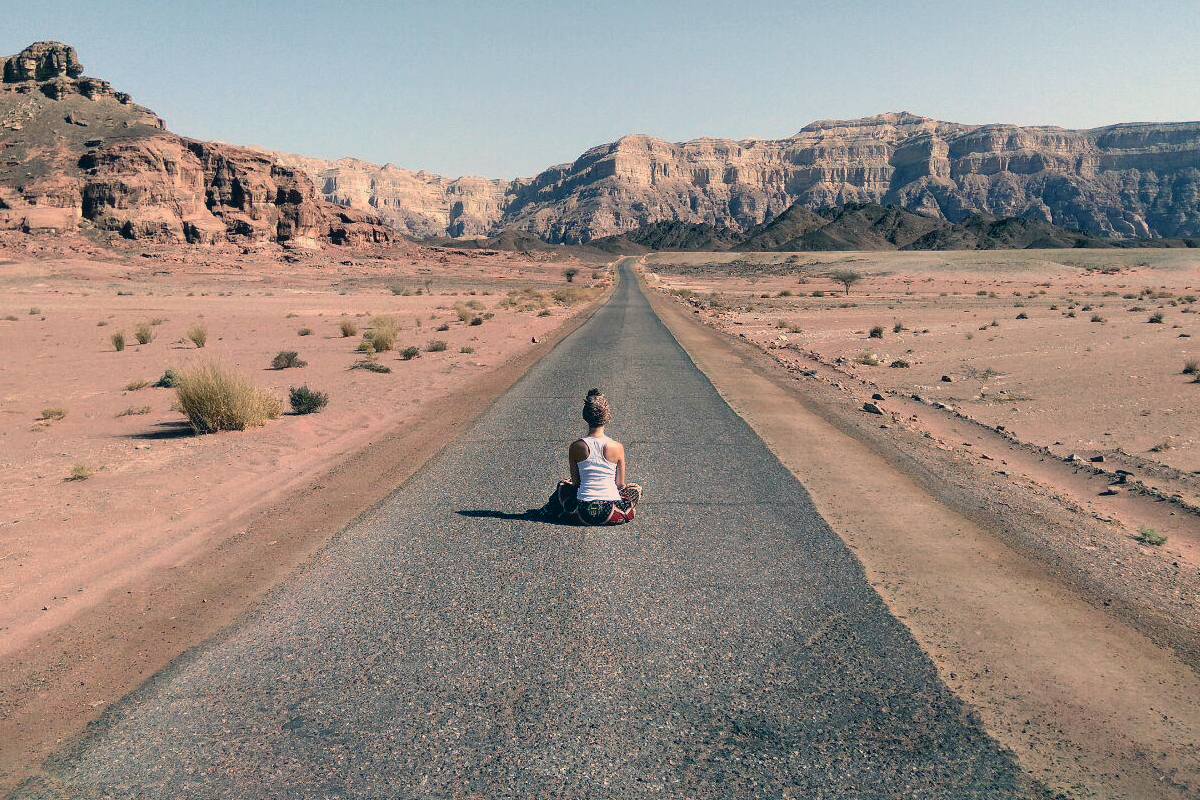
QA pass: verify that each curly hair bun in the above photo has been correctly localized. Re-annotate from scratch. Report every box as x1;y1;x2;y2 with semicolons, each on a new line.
582;388;610;427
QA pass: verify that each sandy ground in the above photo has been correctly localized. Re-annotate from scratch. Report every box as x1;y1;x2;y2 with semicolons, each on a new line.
0;240;610;792
644;251;1200;799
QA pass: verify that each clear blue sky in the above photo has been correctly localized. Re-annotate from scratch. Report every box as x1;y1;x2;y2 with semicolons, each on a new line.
4;1;1198;179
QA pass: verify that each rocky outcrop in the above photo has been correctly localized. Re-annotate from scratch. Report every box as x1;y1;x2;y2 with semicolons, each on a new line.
281;111;1200;244
0;42;394;248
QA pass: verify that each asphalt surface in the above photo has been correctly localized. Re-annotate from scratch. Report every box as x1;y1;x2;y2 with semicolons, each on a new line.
20;260;1033;799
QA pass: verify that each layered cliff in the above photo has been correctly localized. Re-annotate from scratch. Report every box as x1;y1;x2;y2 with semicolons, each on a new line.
281;111;1200;244
0;42;394;247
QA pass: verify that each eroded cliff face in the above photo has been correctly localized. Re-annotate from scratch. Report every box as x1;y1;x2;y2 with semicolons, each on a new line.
282;110;1200;244
0;41;394;247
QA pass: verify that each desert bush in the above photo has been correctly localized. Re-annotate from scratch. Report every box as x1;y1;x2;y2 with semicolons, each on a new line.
68;462;96;481
111;331;126;351
154;367;181;388
1136;525;1167;546
777;290;792;297
455;303;474;322
889;359;910;368
1149;441;1172;453
470;316;484;325
436;322;450;331
1182;360;1199;375
2;315;17;321
460;346;475;354
288;385;329;414
965;332;974;340
1091;314;1105;323
339;318;358;337
551;286;601;305
426;339;448;352
271;350;307;369
116;405;152;417
1015;312;1028;320
29;307;40;315
829;270;862;295
853;352;881;366
149;317;167;326
175;360;282;433
285;312;299;319
892;321;905;333
40;407;67;421
776;319;789;329
563;267;579;283
364;315;398;351
350;360;391;373
976;290;988;296
869;325;884;339
387;279;406;295
297;327;313;336
186;322;207;348
811;290;826;298
133;322;154;345
400;345;420;360
668;288;695;299
1148;311;1164;323
124;378;151;391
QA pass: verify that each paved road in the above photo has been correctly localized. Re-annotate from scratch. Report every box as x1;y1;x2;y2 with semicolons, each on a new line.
21;260;1031;798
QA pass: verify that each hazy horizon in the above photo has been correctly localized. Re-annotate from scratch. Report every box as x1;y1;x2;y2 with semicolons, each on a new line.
5;0;1198;179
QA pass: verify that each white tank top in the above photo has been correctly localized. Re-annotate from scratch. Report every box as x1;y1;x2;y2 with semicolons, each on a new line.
576;435;621;502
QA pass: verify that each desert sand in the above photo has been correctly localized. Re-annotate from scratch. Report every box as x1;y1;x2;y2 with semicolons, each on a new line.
0;240;610;790
645;249;1200;799
2;241;1199;799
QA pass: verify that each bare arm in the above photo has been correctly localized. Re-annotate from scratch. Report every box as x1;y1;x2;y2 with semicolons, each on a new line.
568;439;587;485
605;440;627;488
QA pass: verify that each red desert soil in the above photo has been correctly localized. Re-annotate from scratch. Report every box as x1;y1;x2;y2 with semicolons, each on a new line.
0;240;610;792
644;250;1200;800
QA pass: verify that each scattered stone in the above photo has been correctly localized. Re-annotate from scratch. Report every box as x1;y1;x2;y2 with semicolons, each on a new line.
1089;455;1106;463
911;394;925;402
862;402;885;415
531;336;538;344
871;393;885;401
1100;486;1121;496
940;375;954;382
1065;454;1081;462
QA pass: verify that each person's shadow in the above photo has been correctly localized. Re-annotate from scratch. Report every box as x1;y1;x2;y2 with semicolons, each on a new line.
456;509;577;526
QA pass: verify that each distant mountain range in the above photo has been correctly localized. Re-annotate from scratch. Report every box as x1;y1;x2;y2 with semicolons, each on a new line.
271;112;1200;245
3;40;1199;253
586;202;1198;254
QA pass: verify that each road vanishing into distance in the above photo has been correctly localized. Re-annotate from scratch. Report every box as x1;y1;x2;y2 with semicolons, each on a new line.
20;260;1033;798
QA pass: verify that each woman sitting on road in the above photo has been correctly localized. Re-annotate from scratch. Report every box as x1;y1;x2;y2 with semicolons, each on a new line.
541;389;641;525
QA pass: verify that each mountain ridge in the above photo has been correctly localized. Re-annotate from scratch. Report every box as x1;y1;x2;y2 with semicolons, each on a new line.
269;111;1200;245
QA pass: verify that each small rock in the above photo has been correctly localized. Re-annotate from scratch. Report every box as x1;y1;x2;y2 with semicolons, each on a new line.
911;394;924;402
1090;455;1106;463
871;393;885;401
1100;487;1120;496
940;375;954;383
531;336;539;344
1065;454;1081;462
862;402;885;415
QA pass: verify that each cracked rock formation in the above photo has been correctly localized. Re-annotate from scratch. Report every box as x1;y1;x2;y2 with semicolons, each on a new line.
0;41;394;247
279;111;1200;244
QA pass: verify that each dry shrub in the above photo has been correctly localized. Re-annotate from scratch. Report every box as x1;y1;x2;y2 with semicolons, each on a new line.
425;339;448;352
288;385;329;414
124;379;151;391
869;325;884;339
298;327;313;336
133;321;154;345
271;351;307;369
339;318;358;337
460;346;475;354
454;303;474;322
68;462;96;481
853;353;881;366
186;322;207;348
551;286;601;305
40;407;67;421
175;360;282;433
400;345;420;360
1183;360;1199;375
111;331;126;351
365;315;398;351
117;405;152;417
